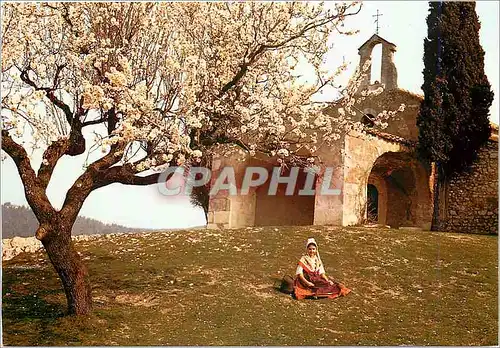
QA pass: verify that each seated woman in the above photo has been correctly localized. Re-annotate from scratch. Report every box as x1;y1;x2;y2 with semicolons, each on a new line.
294;237;351;300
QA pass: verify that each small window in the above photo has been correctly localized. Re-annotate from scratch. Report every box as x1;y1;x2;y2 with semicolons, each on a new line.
362;114;375;127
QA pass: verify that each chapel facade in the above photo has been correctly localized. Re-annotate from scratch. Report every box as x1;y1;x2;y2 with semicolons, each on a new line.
207;34;498;234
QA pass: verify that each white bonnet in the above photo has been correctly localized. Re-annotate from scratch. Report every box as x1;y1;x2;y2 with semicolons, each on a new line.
306;237;317;248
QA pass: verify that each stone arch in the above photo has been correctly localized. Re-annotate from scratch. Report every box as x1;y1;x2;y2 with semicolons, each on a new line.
342;132;431;229
367;152;432;228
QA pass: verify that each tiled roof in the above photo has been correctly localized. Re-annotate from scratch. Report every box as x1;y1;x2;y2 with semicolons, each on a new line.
365;122;499;145
364;128;416;147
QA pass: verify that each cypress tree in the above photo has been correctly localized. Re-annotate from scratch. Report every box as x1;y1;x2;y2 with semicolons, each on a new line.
417;2;494;230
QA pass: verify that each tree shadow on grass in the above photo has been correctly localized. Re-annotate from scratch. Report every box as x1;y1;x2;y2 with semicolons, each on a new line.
2;291;65;321
3;265;65;319
2;267;94;346
2;286;69;346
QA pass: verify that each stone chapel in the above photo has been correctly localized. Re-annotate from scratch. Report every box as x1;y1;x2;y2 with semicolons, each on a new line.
207;34;498;234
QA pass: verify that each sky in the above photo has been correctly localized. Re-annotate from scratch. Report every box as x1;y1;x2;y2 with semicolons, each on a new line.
1;1;499;229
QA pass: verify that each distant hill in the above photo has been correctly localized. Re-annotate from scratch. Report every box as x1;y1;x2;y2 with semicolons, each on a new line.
2;203;144;238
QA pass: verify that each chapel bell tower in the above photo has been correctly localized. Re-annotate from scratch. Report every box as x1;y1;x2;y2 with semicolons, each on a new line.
357;34;398;92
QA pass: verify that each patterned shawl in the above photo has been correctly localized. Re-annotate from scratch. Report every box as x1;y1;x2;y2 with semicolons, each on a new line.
298;254;323;274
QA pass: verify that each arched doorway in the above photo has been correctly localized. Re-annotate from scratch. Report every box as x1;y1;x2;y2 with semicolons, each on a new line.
367;184;379;222
367;152;431;228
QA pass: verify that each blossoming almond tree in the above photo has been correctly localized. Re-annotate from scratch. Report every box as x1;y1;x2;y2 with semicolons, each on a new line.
0;2;388;315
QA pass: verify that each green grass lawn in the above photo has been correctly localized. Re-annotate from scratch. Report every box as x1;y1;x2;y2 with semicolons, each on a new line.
2;226;498;346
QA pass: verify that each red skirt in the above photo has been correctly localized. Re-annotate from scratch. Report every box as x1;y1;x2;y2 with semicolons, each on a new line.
294;272;351;300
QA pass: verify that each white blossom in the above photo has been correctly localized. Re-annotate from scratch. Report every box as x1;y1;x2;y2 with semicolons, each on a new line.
1;2;403;172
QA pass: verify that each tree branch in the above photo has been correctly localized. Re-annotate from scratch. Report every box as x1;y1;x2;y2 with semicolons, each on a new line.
20;68;74;124
37;138;70;190
218;5;361;97
100;165;164;186
2;130;55;220
58;141;158;224
81;117;106;127
19;68;86;155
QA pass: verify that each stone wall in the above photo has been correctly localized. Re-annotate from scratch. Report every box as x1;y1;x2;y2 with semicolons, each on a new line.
255;194;315;226
2;236;43;260
207;152;258;229
2;234;99;260
442;140;498;234
311;138;345;226
355;89;423;141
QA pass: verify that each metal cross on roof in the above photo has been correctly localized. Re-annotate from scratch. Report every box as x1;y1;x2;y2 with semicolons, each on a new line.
373;9;383;35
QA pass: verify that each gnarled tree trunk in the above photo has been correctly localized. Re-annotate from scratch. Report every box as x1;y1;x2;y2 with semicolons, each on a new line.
3;128;165;316
37;222;92;315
